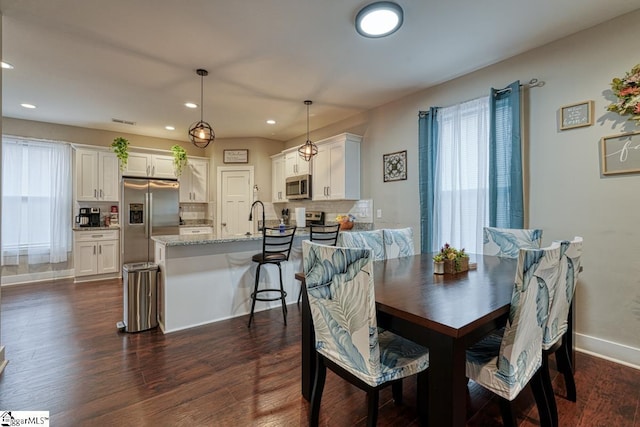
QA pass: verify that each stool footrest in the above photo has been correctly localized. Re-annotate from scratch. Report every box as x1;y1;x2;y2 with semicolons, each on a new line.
252;288;288;302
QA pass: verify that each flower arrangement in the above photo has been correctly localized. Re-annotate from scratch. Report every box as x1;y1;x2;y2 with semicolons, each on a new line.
607;64;640;124
433;243;469;272
335;214;356;230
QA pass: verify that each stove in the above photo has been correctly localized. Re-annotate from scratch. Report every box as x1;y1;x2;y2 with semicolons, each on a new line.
305;211;325;227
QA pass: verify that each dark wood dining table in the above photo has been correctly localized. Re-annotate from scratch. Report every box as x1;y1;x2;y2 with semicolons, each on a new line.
298;252;575;427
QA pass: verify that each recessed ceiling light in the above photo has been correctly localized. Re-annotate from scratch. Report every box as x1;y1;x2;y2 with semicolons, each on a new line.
185;102;198;109
266;119;276;125
355;2;404;38
21;103;36;109
1;61;14;69
165;126;175;131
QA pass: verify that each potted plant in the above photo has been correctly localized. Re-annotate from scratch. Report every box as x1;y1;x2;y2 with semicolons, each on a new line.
171;145;188;177
111;137;130;171
433;243;469;274
433;253;445;274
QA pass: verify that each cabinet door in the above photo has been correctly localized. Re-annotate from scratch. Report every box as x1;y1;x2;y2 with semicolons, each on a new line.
312;144;331;200
151;155;176;179
189;159;209;202
123;152;151;177
75;241;98;276
97;240;119;274
99;152;120;201
179;168;193;202
297;156;310;175
272;156;286;202
327;142;346;200
75;149;99;201
284;152;298;177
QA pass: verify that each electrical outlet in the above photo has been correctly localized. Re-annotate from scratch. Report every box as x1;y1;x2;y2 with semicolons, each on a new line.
376;209;382;218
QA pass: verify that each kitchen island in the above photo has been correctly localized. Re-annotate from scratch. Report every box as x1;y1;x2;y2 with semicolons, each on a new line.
153;232;306;333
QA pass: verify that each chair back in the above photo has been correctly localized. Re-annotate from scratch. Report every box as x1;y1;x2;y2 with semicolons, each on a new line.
261;226;296;261
483;226;543;258
302;241;383;385
383;228;415;259
542;237;583;350
310;224;340;246
336;229;385;261
496;243;561;393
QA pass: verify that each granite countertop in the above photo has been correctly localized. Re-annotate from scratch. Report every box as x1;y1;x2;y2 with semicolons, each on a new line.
153;229;310;247
73;226;120;231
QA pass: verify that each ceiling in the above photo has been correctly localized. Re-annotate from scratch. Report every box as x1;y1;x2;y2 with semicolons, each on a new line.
1;1;638;143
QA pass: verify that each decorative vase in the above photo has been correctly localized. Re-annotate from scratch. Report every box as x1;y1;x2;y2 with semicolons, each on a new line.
444;257;469;274
434;261;445;275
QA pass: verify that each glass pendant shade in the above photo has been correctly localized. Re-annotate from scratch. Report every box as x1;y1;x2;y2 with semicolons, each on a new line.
298;100;317;161
188;69;215;149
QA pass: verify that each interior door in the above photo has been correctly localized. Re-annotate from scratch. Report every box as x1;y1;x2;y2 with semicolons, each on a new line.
219;169;252;237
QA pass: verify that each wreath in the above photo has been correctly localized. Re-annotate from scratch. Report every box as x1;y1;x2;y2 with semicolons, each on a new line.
607;64;640;124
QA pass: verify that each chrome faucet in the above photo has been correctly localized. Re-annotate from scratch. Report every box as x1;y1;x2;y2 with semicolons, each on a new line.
249;200;265;232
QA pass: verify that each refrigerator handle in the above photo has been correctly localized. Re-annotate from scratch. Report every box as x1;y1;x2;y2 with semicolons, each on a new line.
149;192;153;237
145;192;150;239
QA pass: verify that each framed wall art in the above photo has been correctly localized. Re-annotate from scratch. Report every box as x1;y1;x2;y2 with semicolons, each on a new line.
601;131;640;175
560;100;594;130
383;150;407;182
223;149;249;164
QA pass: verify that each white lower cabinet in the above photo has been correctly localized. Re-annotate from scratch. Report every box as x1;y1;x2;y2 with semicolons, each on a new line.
74;229;120;280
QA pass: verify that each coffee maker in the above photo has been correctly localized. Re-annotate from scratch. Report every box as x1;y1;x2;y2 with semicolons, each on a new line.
76;208;91;227
89;207;100;227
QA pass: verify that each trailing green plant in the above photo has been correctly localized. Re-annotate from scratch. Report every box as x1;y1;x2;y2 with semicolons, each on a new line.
111;137;130;171
171;144;188;176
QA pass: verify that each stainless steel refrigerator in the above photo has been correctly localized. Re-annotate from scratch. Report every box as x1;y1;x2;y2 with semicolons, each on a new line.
122;178;179;264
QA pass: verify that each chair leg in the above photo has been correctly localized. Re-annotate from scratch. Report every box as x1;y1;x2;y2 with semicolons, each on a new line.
297;281;303;306
366;390;379;427
530;369;554;427
540;355;558;427
310;354;326;427
416;371;428;427
391;379;403;405
499;397;518;427
277;263;287;325
247;263;262;327
556;342;577;402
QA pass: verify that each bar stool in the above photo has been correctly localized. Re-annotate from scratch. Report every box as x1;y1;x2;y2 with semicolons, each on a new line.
297;224;340;305
247;226;296;327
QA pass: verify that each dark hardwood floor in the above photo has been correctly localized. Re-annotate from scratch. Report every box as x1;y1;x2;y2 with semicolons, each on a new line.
0;278;638;426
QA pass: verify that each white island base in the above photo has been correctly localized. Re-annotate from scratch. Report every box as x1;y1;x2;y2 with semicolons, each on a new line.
153;234;303;333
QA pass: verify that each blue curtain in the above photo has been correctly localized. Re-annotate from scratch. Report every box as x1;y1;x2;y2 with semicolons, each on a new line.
418;107;439;253
489;81;523;228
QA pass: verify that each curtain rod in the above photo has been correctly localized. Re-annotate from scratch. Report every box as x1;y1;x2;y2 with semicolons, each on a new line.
494;78;545;95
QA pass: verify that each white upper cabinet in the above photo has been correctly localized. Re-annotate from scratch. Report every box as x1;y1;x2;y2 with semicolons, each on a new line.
271;154;287;202
284;149;310;177
75;149;119;202
122;153;176;178
312;133;361;201
179;158;209;203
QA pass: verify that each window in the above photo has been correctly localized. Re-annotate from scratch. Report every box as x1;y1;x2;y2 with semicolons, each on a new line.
2;137;72;265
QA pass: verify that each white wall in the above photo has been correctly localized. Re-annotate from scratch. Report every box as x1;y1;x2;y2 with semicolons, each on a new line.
298;10;640;367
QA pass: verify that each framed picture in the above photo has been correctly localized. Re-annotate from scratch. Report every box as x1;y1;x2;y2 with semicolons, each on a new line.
223;149;248;164
560;100;594;130
383;150;407;182
601;131;640;175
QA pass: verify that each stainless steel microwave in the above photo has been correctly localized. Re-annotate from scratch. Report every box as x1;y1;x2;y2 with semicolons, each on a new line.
285;174;312;200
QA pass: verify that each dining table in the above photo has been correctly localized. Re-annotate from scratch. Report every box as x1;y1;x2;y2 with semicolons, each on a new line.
298;252;575;427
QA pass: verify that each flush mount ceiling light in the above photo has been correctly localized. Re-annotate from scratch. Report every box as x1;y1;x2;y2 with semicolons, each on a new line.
298;100;318;162
355;1;404;38
188;68;215;149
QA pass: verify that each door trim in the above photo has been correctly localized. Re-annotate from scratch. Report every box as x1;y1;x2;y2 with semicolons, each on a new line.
216;166;255;237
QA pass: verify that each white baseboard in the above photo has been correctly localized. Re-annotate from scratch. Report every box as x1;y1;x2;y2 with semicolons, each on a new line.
576;332;640;370
1;269;74;286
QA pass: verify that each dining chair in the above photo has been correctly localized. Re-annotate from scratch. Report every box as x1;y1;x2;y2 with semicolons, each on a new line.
465;244;562;427
302;241;430;427
483;226;543;258
540;236;583;427
336;229;386;261
296;224;341;305
247;226;296;327
382;227;415;259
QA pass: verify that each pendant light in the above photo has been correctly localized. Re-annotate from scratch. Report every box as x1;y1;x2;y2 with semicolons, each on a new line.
298;100;318;161
188;68;215;148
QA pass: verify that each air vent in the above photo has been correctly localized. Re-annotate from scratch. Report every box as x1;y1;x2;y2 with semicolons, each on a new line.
112;118;136;126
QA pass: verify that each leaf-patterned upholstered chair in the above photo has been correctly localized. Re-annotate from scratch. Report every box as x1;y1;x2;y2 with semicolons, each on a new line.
382;227;415;259
483;226;543;258
302;241;430;427
540;236;583;427
336;229;386;261
465;244;562;427
296;224;341;305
